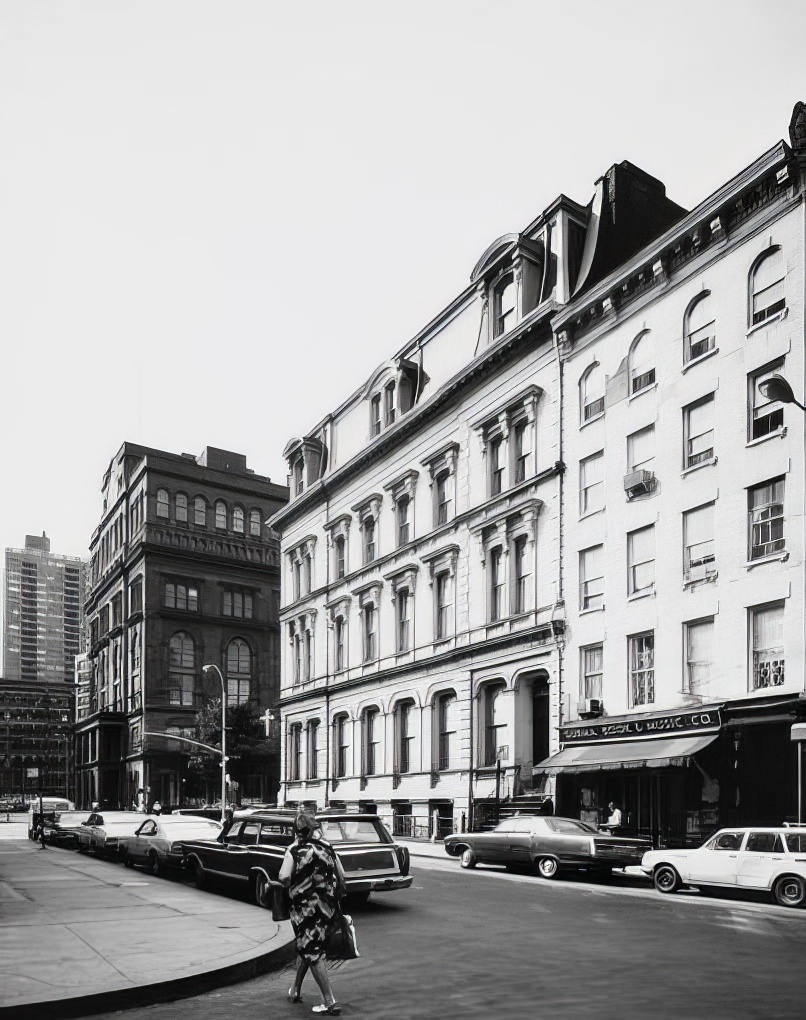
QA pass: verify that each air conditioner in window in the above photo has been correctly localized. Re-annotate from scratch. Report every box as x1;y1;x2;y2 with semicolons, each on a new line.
624;469;655;498
581;698;603;718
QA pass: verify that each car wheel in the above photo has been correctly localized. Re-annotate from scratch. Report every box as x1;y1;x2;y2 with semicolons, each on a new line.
347;890;371;905
253;871;271;909
149;851;161;877
653;864;681;894
191;858;206;889
773;874;806;908
460;848;477;869
536;857;559;879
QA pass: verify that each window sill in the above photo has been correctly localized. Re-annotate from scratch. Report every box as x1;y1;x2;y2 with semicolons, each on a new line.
681;456;717;477
682;346;719;374
747;307;788;337
580;412;605;430
627;588;655;602
746;427;787;448
683;571;718;589
580;605;605;616
746;551;789;570
579;507;605;521
628;382;658;402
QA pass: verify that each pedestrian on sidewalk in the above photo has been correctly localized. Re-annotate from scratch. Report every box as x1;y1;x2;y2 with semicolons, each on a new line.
280;809;346;1016
36;820;47;849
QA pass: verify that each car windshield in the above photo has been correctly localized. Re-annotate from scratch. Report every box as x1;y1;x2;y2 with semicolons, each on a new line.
320;819;391;844
546;818;598;834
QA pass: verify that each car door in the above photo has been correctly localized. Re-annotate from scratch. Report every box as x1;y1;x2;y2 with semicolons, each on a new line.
481;820;519;863
221;819;260;879
686;830;745;885
129;820;158;864
503;817;542;865
736;832;785;889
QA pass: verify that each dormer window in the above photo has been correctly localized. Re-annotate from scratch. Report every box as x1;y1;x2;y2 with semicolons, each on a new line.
371;394;382;437
365;359;422;440
284;436;328;500
384;383;396;426
293;459;304;495
495;275;517;336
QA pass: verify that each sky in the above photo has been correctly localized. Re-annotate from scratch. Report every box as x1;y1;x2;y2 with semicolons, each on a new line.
1;0;805;567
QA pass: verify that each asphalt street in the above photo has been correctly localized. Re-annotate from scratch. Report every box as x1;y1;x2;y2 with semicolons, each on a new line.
87;855;806;1020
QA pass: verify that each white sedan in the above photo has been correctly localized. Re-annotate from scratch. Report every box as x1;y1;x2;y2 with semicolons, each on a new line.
120;815;222;875
641;827;806;907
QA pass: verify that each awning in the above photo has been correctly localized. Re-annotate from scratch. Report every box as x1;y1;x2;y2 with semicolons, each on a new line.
533;733;718;775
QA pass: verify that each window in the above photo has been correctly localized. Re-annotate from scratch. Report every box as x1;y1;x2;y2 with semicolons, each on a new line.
194;497;207;526
363;517;376;564
494;275;516;336
435;572;450;640
334;536;346;579
293;459;304;496
215;500;227;529
334;616;346;671
579;451;604;515
223;590;253;618
176;493;188;523
334;715;349;777
751;603;784;689
233;506;245;534
384;383;396;426
685;618;714;696
749;478;785;559
303;549;312;594
684;395;715;468
513;535;530;614
398;701;414;773
684;503;716;582
302;627;312;682
684;293;716;362
483;685;506;766
289;724;302;781
750;248;785;325
362;603;376;662
580;363;605;423
630;331;655;393
437;693;457;770
750;363;785;440
307;721;319;780
165;582;199;612
168;632;195;706
579;545;604;611
489;546;505;622
364;708;379;775
581;645;603;701
629;632;654;706
397;496;410;546
489;436;504;496
156;489;169;519
129;578;143;615
627;525;655;597
291;624;301;684
226;638;252;704
746;832;784;853
371;394;382;436
435;473;451;526
292;558;302;601
396;590;410;652
513;419;532;483
627;426;655;473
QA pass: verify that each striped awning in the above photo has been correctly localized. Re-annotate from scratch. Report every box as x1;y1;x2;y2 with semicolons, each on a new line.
533;733;718;775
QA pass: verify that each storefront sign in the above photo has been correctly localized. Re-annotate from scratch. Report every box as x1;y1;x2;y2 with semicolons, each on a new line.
561;707;721;745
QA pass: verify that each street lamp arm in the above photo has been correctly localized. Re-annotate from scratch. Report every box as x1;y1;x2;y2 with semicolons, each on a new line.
142;731;225;756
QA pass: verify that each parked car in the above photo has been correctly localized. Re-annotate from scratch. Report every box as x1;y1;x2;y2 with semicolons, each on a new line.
180;809;412;907
171;807;227;821
443;815;652;878
76;811;145;857
41;810;88;848
120;815;222;875
641;826;806;907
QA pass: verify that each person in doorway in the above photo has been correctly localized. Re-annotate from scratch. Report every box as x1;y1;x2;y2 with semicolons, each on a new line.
280;810;346;1016
430;808;440;842
601;802;622;832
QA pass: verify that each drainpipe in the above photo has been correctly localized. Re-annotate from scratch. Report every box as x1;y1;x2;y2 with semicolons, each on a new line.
324;488;331;809
551;315;566;806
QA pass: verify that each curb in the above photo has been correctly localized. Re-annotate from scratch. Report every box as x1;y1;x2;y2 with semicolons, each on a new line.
0;930;298;1020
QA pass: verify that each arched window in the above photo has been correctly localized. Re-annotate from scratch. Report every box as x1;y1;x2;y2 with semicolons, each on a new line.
750;248;785;326
215;500;227;530
333;713;350;777
175;492;188;523
249;509;261;537
193;496;207;526
436;691;458;770
483;683;506;766
226;638;252;705
363;707;380;776
629;331;655;394
233;506;245;533
494;275;516;337
168;632;195;706
684;293;715;363
580;364;605;424
156;488;170;519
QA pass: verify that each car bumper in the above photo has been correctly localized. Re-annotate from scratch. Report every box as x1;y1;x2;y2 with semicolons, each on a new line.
347;875;413;894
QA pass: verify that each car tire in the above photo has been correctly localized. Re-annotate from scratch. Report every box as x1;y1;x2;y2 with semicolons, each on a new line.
653;864;681;894
536;856;559;880
347;890;371;905
459;848;477;869
773;874;806;908
191;858;206;889
123;853;134;869
253;871;271;909
149;851;161;877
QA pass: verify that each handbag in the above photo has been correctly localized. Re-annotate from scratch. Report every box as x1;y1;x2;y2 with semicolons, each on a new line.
270;881;292;922
324;909;360;961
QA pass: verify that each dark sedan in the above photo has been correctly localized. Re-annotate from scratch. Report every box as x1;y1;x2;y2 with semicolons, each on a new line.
444;815;652;878
180;809;412;907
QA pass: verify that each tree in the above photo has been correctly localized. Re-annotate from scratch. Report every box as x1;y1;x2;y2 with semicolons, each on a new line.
191;699;277;803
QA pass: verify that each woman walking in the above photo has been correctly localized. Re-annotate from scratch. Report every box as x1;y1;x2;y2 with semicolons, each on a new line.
280;810;346;1015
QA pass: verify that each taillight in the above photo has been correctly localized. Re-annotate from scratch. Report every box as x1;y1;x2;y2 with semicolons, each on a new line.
395;844;410;875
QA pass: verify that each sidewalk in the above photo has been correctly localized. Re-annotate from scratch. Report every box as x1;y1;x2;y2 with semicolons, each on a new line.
0;834;296;1019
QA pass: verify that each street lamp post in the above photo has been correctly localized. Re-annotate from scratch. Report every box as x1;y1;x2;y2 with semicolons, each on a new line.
202;664;227;822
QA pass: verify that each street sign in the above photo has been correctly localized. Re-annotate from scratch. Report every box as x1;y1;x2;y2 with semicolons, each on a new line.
497;745;510;761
